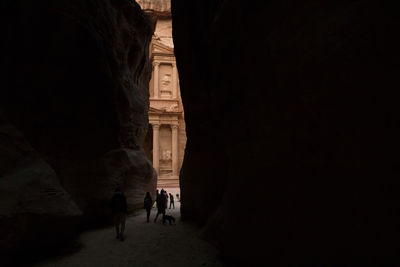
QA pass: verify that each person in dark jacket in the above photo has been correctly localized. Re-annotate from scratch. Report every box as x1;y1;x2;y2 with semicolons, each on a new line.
144;192;153;223
169;193;175;209
164;190;169;208
110;187;127;241
154;189;166;223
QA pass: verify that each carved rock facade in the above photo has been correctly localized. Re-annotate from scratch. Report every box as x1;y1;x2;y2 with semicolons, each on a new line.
139;1;186;192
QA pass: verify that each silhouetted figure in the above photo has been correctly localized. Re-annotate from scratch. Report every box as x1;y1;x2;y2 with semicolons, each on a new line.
154;189;159;208
144;192;153;223
154;189;166;223
176;193;180;202
164;189;169;208
110;187;127;241
169;193;175;209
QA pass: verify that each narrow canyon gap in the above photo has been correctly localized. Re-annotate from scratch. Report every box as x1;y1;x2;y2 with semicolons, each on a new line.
138;0;187;197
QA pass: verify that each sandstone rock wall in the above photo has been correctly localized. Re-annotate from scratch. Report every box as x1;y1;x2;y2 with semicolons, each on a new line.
0;114;82;262
172;0;400;265
1;0;155;261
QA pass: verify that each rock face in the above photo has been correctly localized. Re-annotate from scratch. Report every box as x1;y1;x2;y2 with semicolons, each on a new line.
172;0;400;265
1;0;155;260
103;148;157;211
0;114;82;261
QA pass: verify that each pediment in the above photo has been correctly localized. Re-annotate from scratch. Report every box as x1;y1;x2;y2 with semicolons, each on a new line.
149;104;181;114
151;40;174;56
149;106;165;113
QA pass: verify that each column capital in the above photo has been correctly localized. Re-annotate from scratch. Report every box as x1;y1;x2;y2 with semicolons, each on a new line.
171;124;179;130
172;62;177;68
152;123;160;129
153;61;160;67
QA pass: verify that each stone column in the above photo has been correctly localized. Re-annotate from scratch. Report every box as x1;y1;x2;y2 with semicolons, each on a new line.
153;62;160;99
171;124;179;176
172;62;178;99
152;123;160;174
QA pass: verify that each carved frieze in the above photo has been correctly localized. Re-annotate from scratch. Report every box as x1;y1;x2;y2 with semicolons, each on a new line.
162;150;172;160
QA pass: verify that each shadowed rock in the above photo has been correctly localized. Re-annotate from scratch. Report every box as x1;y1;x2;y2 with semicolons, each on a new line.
1;0;155;261
1;0;155;216
0;117;82;262
172;0;400;265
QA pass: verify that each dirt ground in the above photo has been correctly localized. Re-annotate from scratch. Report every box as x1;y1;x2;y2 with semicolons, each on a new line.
34;202;222;267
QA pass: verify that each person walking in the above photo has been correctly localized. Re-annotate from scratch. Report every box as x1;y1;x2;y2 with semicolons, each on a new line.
144;192;153;223
164;190;169;209
169;193;175;209
154;190;159;208
110;187;127;241
154;189;166;223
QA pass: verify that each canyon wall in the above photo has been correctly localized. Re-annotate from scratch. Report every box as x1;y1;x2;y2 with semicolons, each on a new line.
172;0;400;265
0;0;155;261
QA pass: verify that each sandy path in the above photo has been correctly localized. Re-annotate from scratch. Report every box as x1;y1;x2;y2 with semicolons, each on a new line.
35;203;222;267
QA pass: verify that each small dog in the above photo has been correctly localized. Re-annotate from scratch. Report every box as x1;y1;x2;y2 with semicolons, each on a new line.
162;214;176;225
